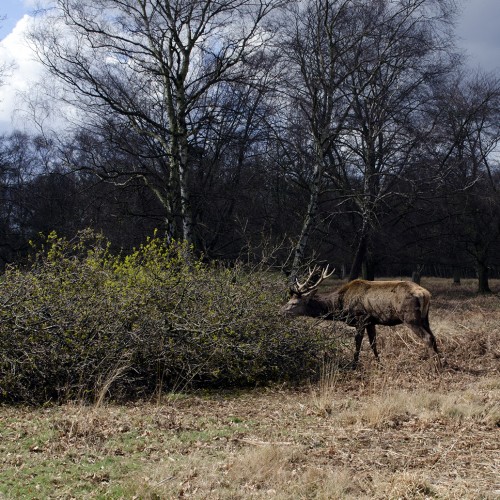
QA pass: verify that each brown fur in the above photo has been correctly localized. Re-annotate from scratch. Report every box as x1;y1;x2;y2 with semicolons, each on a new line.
282;279;440;366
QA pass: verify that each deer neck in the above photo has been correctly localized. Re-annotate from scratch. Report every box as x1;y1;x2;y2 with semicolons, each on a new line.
307;293;335;319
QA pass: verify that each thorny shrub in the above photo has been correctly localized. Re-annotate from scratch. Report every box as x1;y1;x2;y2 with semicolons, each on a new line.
0;230;332;404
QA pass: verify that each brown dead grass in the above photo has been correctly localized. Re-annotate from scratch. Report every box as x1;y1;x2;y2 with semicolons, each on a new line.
0;278;499;499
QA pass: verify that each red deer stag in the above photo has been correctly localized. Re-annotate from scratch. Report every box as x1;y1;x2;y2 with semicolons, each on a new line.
281;266;441;367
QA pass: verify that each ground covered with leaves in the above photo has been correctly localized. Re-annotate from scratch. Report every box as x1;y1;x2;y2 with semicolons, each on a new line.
1;278;499;498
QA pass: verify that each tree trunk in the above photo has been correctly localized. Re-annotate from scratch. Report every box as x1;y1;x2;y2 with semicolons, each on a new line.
290;158;323;280
142;175;177;239
168;96;194;246
477;261;491;294
340;263;348;280
349;232;368;281
475;242;492;294
362;258;375;281
178;155;194;245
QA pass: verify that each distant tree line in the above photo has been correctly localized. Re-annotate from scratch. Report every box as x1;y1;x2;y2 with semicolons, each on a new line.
1;0;499;292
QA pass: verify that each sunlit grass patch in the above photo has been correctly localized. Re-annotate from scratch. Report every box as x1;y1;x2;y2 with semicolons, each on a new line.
327;385;500;430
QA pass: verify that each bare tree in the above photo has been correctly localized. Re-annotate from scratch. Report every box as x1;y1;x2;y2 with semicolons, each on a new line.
29;0;281;244
277;0;456;279
430;71;500;292
334;0;456;280
277;0;361;278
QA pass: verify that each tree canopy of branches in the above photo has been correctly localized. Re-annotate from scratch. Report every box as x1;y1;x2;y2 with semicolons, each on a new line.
29;0;282;244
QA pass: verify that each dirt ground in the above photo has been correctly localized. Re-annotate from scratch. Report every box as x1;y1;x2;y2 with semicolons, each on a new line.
1;278;499;499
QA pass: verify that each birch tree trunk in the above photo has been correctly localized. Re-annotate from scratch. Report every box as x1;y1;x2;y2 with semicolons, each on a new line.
290;160;323;280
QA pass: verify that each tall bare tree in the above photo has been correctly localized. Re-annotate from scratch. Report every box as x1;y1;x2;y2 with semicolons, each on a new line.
277;0;361;278
336;0;456;280
29;0;280;244
277;0;456;279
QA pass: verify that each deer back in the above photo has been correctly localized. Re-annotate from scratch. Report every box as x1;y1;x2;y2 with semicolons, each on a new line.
333;279;431;325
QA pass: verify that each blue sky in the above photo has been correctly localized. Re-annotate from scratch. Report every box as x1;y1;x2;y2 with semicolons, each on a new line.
1;0;30;40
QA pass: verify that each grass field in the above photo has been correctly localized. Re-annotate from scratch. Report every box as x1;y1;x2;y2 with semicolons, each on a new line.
1;278;499;499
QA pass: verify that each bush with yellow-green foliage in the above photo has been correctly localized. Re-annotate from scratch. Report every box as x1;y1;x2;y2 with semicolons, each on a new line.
0;230;332;404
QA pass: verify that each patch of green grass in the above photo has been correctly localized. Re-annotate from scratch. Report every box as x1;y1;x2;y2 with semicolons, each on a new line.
0;401;260;498
1;453;141;499
0;408;143;499
176;427;233;444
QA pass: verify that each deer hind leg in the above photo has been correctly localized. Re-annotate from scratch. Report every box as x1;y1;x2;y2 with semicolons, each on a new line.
407;323;434;349
422;316;439;354
405;298;440;359
366;324;380;361
407;322;442;368
422;317;443;368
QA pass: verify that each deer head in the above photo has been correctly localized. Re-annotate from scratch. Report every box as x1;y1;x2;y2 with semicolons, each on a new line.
282;265;335;316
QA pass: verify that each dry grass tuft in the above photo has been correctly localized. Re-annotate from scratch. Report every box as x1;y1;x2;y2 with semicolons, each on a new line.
298;467;366;499
329;384;500;430
228;444;300;490
227;445;368;499
375;471;437;499
309;360;340;416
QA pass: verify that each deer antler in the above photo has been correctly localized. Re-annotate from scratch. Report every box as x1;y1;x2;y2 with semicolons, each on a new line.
293;265;335;295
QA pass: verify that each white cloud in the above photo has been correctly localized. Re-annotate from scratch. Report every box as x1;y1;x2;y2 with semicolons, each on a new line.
0;14;45;133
